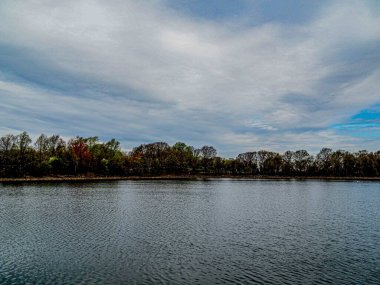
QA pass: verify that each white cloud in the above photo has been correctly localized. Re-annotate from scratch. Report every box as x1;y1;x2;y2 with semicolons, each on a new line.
0;0;379;156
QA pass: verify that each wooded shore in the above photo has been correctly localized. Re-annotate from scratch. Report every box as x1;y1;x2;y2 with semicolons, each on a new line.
2;132;380;179
1;175;380;183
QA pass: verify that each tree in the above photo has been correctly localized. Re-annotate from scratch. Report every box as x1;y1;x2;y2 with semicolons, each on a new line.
282;151;294;175
330;150;345;176
343;151;356;176
129;142;171;174
0;134;17;176
293;150;312;175
257;150;271;173
34;134;51;175
15;132;32;176
356;150;377;176
169;142;195;173
256;151;282;175
200;145;217;159
104;139;123;175
1;131;380;178
200;145;217;173
47;135;66;156
0;134;17;152
236;152;258;174
316;148;332;175
68;137;91;174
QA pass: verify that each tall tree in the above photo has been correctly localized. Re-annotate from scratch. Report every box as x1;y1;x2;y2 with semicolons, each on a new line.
316;148;332;175
200;145;217;173
0;134;17;176
293;150;312;175
15;132;32;176
68;137;91;174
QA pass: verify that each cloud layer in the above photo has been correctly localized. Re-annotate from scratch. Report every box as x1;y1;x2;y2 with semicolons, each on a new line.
0;0;379;156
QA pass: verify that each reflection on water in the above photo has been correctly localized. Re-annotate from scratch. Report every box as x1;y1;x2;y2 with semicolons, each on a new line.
0;180;379;284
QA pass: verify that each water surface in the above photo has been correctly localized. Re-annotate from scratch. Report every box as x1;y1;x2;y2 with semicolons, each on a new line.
0;179;379;284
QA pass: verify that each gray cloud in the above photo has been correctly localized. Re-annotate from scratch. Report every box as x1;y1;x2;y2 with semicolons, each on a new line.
0;0;379;156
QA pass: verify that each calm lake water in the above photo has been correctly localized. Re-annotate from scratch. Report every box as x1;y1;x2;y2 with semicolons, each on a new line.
0;179;379;284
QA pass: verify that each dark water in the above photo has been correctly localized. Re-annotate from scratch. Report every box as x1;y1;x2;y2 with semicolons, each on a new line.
0;180;379;285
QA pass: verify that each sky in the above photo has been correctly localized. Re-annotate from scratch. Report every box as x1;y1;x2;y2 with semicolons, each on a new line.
0;0;379;157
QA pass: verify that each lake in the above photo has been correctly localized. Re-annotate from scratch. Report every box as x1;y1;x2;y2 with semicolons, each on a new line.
0;179;379;284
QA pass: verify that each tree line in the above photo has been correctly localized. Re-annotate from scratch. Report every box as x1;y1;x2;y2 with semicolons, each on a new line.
0;132;379;178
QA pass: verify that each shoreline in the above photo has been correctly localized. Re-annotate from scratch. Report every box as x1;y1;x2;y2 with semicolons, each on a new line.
1;175;380;183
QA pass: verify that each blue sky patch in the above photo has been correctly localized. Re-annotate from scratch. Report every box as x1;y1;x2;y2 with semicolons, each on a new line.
332;106;380;138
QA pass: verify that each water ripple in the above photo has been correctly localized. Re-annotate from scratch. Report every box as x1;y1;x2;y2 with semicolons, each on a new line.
0;180;379;284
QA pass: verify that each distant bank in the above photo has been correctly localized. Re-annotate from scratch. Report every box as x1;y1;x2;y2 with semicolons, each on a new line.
1;132;380;179
1;175;380;183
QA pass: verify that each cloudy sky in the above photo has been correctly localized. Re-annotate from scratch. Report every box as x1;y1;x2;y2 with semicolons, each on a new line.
0;0;379;157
